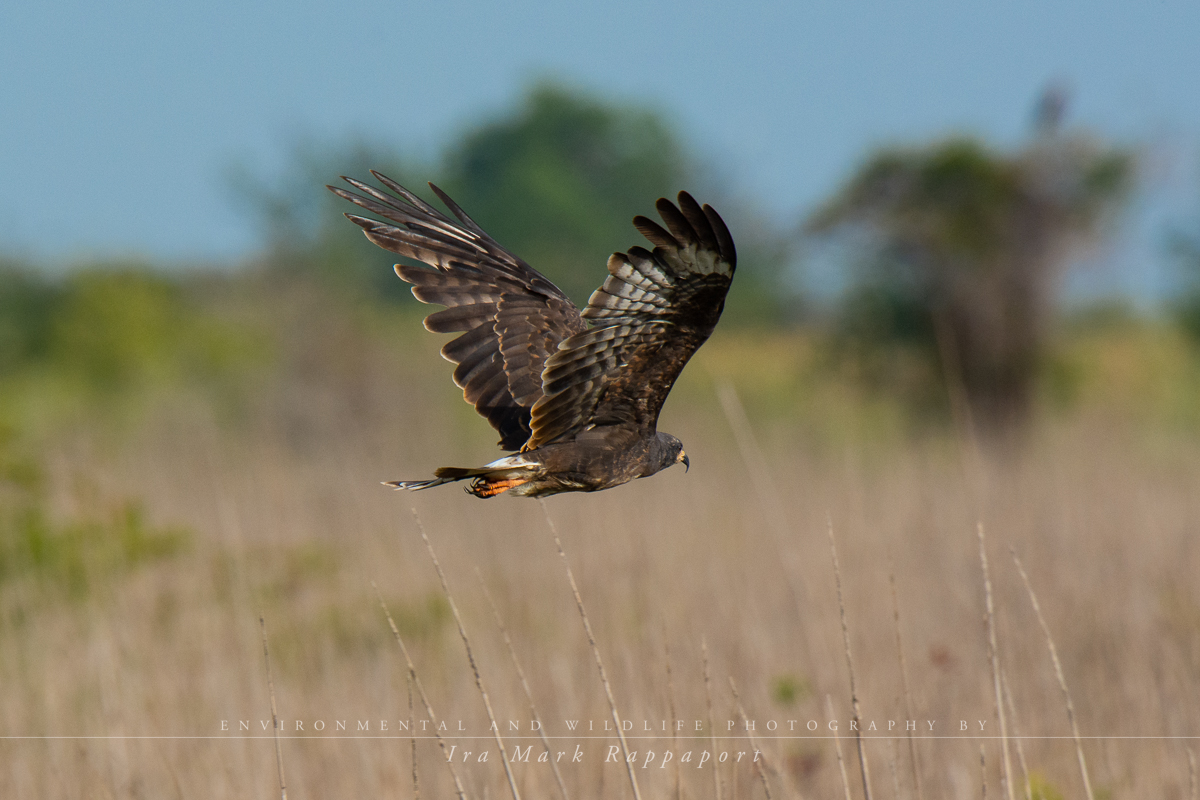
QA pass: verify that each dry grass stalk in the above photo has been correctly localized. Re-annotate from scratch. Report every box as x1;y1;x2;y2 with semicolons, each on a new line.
889;570;924;800
662;622;682;800
1188;747;1197;800
731;739;738;800
724;676;772;800
827;694;853;800
888;740;901;800
476;567;570;800
980;745;987;800
702;637;722;800
732;743;739;800
828;517;874;800
372;581;469;800
1000;668;1031;800
539;499;642;800
977;523;1015;800
411;510;522;800
408;673;421;800
258;615;288;800
1009;548;1094;800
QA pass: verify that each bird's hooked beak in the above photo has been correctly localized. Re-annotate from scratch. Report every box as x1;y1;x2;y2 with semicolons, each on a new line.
677;450;690;472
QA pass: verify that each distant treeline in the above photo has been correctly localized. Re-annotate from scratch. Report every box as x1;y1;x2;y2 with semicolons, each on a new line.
228;82;789;325
5;83;1200;440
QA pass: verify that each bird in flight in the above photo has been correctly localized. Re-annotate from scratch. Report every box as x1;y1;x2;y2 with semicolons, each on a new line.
328;173;736;497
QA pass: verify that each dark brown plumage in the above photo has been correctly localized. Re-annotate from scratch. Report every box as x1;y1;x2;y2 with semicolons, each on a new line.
327;172;736;497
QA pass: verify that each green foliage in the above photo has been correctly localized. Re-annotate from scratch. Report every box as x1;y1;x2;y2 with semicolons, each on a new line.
0;263;267;429
242;83;694;306
2;419;188;604
384;591;452;641
238;82;791;322
0;261;63;374
0;422;41;497
1168;222;1200;342
0;265;249;605
438;82;691;304
1;503;188;600
770;673;811;706
1050;315;1200;430
50;268;203;390
812;140;1026;260
809;128;1134;433
0;434;189;602
1027;771;1065;800
825;265;947;418
231;140;421;301
1175;296;1200;342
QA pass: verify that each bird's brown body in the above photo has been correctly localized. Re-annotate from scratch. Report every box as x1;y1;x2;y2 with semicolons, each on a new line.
417;430;687;498
328;173;735;497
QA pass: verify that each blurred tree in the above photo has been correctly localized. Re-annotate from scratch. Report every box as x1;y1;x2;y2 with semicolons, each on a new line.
437;82;691;304
1168;198;1200;342
0;261;62;377
0;263;265;424
229;140;420;302
236;82;790;322
439;83;788;320
808;93;1133;435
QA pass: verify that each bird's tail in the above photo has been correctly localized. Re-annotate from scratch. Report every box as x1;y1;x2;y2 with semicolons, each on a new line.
384;460;538;498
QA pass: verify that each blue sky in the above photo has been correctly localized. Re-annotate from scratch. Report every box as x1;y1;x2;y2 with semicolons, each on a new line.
2;0;1198;299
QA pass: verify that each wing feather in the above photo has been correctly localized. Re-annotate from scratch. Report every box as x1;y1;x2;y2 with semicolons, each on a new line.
525;192;736;449
424;304;494;333
654;197;700;244
677;192;721;252
632;216;680;250
329;174;586;449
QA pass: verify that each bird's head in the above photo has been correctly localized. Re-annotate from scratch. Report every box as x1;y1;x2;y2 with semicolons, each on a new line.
655;433;689;474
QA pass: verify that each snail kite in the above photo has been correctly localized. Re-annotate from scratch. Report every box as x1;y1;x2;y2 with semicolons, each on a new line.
328;172;736;498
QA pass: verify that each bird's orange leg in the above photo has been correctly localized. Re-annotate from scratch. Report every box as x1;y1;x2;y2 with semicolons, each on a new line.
470;477;530;498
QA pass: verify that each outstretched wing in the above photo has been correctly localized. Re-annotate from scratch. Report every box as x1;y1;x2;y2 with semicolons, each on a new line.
328;173;586;450
525;192;736;450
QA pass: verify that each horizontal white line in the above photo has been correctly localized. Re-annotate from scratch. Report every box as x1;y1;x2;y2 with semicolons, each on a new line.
1;735;1196;741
